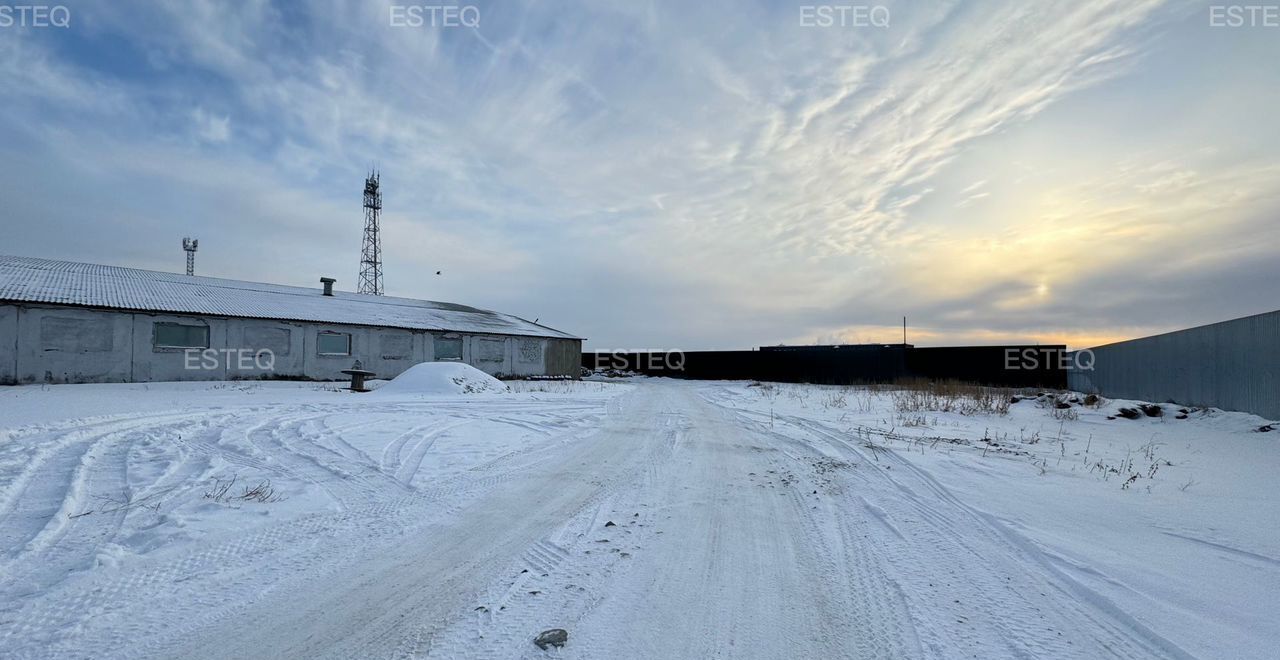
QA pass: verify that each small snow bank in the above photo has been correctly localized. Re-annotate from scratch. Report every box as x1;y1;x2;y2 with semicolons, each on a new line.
372;362;508;396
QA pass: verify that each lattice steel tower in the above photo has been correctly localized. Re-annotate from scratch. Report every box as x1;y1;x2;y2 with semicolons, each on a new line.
358;171;384;295
182;237;198;276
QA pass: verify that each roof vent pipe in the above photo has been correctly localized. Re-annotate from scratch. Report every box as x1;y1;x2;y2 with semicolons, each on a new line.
320;277;336;296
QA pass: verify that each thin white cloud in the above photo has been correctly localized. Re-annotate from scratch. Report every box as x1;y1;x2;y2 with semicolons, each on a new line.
192;107;231;143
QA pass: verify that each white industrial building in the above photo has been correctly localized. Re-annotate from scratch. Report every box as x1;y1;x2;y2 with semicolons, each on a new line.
0;256;582;384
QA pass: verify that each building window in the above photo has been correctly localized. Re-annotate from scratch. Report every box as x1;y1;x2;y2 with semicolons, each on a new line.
317;332;351;356
435;335;463;361
42;316;113;353
244;326;292;356
380;333;412;360
477;338;505;363
154;322;209;349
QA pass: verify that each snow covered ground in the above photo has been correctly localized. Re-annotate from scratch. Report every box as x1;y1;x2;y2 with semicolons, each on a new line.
0;375;1277;658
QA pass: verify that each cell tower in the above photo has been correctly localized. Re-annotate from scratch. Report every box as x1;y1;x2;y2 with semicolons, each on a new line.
358;171;383;295
182;237;198;276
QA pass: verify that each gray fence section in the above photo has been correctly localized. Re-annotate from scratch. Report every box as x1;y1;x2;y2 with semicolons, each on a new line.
1068;309;1280;420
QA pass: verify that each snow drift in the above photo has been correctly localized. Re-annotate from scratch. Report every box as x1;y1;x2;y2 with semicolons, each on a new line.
373;362;508;396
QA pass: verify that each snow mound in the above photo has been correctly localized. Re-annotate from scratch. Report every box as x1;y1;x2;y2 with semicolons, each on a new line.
373;362;508;396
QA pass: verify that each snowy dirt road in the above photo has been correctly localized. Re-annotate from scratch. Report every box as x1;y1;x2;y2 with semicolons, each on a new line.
1;378;1276;658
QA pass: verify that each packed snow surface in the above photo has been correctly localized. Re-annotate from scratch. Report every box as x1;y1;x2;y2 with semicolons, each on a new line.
372;361;509;396
0;378;1277;658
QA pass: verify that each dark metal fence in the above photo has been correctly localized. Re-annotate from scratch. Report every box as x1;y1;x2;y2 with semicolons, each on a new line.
585;344;1067;389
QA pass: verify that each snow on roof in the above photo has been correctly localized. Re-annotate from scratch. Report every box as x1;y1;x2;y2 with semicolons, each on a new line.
0;255;579;340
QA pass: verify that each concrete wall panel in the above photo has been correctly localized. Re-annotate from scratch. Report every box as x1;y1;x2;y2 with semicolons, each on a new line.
369;329;416;378
303;324;367;381
15;306;133;383
509;338;546;377
131;314;228;382
298;324;417;381
469;336;510;376
0;305;17;385
226;319;306;379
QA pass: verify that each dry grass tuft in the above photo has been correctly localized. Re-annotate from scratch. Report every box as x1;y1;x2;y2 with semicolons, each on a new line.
889;379;1012;416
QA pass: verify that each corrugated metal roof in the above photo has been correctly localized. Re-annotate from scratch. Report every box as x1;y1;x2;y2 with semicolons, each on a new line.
0;255;579;340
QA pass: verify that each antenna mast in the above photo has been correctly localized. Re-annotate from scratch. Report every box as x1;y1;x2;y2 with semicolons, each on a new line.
182;237;198;276
358;171;384;295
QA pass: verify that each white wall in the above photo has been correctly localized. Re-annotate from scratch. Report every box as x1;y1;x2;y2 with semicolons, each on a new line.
458;334;552;377
511;337;548;377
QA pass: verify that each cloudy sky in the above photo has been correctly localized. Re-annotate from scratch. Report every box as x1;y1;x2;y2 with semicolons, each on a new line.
1;0;1277;350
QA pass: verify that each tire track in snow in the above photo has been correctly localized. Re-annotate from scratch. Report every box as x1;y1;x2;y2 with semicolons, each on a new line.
415;407;685;659
240;411;399;509
294;415;411;497
4;437;583;657
0;413;246;639
709;397;922;658
380;423;435;475
0;394;620;658
495;389;888;659
394;420;475;486
765;410;1195;659
0;412;219;538
0;416;226;579
153;392;640;660
762;448;922;657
